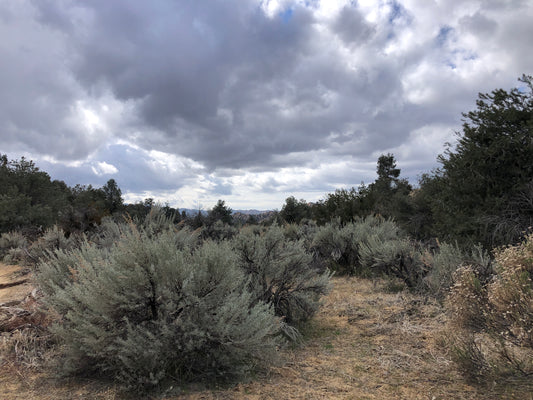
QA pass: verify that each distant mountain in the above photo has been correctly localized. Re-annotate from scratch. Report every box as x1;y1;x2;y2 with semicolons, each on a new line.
232;209;269;215
178;208;272;217
178;208;207;216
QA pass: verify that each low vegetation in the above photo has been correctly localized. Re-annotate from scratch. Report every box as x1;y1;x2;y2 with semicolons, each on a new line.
13;210;325;390
447;234;533;382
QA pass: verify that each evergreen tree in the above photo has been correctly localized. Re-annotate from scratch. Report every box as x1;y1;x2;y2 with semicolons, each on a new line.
358;154;413;225
0;155;69;233
280;196;310;224
102;178;123;214
419;75;533;247
208;199;233;225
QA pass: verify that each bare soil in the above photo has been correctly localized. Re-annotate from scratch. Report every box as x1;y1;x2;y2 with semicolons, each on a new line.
0;264;33;304
1;263;531;399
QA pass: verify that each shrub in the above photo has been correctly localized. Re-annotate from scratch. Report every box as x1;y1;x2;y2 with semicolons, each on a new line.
488;236;533;350
87;215;124;249
311;220;358;275
90;209;200;251
202;220;238;242
311;216;405;276
423;242;465;298
283;220;318;245
35;220;281;390
0;230;28;264
447;266;488;332
423;243;491;300
447;330;491;382
359;236;426;288
232;225;331;337
446;234;533;381
27;225;78;265
1;226;80;266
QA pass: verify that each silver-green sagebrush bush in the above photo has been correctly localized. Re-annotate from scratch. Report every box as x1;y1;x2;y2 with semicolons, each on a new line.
0;230;28;263
311;219;358;275
358;235;426;288
1;226;79;266
27;225;79;265
233;225;331;336
35;220;281;390
311;215;403;275
422;242;491;300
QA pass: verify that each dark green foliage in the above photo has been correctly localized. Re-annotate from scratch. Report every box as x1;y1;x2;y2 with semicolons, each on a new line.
60;184;108;233
418;75;533;247
0;155;69;233
208;199;233;225
311;187;368;225
203;200;237;241
376;153;400;182
101;179;124;214
232;225;331;334
0;155;133;236
368;154;413;225
279;196;311;225
189;210;206;230
123;198;153;221
405;174;440;240
310;155;412;228
35;219;281;390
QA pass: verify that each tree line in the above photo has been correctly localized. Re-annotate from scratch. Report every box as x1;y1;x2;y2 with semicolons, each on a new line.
1;75;532;248
280;75;533;249
0;155;236;237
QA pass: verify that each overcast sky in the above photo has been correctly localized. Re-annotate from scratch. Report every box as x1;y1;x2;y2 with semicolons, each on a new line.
1;0;531;210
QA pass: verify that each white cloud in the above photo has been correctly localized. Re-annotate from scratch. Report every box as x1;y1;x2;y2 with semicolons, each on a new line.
91;161;118;176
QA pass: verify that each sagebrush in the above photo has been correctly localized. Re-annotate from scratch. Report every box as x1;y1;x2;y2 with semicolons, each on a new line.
36;217;282;390
233;225;331;339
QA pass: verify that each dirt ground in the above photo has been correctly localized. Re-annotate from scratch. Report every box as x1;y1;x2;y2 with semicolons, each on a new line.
1;263;531;399
0;264;33;304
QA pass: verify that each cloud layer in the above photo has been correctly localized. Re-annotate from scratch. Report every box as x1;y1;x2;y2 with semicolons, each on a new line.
1;0;531;209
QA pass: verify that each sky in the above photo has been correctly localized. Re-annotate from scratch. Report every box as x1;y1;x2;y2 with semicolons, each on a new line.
1;0;532;211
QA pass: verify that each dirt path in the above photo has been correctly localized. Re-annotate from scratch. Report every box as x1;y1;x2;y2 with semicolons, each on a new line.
0;263;33;305
173;277;531;399
1;274;531;399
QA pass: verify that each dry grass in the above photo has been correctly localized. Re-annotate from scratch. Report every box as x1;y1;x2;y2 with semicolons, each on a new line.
1;263;532;399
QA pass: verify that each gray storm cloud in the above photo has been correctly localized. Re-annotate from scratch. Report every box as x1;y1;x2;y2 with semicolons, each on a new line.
1;0;532;208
